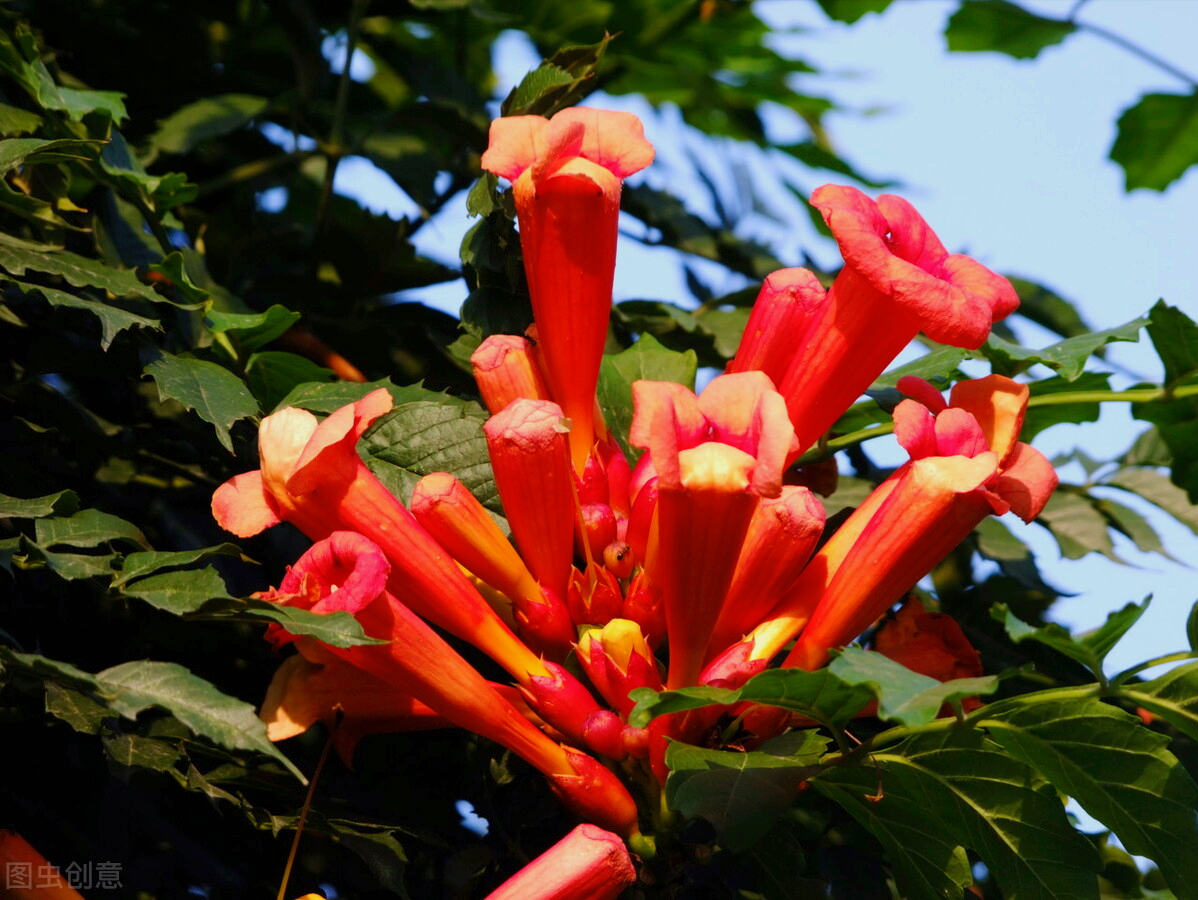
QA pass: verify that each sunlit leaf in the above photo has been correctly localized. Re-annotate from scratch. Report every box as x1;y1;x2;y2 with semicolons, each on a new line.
945;0;1076;59
143;351;260;453
150;93;271;156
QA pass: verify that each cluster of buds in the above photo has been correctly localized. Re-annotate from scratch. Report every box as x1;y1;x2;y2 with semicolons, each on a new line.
212;106;1056;895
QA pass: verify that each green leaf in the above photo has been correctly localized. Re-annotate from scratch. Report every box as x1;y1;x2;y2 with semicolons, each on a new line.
96;660;304;781
0;137;96;170
665;731;830;851
1188;601;1198;653
113;544;245;587
274;378;477;415
34;507;148;550
0;647;103;693
1007;277;1092;339
150;94;270;155
38;549;119;580
1038;489;1119;561
0;28;127;121
825;728;1100;900
45;682;109;734
120;567;236;613
871;345;971;387
814;772;973;900
980;696;1198;896
1121;662;1198;741
982;317;1145;380
993;599;1150;677
360;400;496;510
1095;495;1172;559
501;65;573;116
104;733;184;771
973;516;1060;597
814;0;892;22
244;351;336;411
0;489;79;518
597;333;698;461
500;37;613;117
0;103;41;136
628;668;873;731
828;647;1001;726
99;130;196;208
206;304;301;352
945;0;1076;59
0;239;176;305
1144;301;1198;388
1;275;160;348
1105;468;1198;537
1021;372;1110;439
143;352;259;453
1111;91;1198;192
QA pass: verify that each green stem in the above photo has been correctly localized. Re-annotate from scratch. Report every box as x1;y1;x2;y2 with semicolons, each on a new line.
1076;20;1198;88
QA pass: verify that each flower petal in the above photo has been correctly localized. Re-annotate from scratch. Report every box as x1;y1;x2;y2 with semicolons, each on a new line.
211;469;282;537
949;374;1028;463
992;441;1058;522
480;115;551;181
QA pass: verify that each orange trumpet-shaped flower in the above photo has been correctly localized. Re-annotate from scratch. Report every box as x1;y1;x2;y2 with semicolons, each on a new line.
630;372;799;689
706;485;826;658
210;389;550;684
471;333;552;414
0;831;85;900
484;398;577;607
261;531;638;836
482;824;636;900
481;108;655;472
783;374;1057;670
576;619;664;719
261;653;449;765
409;472;573;658
772;186;1019;455
874;598;984;708
725;267;828;386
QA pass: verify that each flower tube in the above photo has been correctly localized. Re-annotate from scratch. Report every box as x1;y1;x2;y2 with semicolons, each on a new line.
471;333;552;414
725;267;828;385
481;108;655;472
774;186;1019;455
483;824;636;900
211;389;550;685
261;531;638;835
630;372;798;689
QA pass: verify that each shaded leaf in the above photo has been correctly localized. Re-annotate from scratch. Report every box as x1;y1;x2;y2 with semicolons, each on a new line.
993;598;1150;677
244;351;336;411
946;0;1076;59
1111;91;1198;192
1;275;160;348
982;317;1145;380
120;567;236;613
1038;489;1119;560
97;660;304;781
980;695;1198;897
199;597;388;649
814;0;892;23
143;351;260;453
104;733;183;771
206;305;301;352
1144;300;1198;388
0;489;79;518
114;544;245;587
151;93;270;156
828;647;1001;726
0;239;177;305
44;682;108;734
0;137;95;170
666;731;830;851
34;507;148;550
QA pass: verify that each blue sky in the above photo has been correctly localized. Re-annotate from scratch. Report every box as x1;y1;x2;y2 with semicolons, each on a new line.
329;0;1198;675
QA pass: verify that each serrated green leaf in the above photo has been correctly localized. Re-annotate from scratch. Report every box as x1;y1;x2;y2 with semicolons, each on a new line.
0;647;103;693
361;400;496;510
45;682;108;734
114;544;245;587
666;731;830;851
245;351;336;411
814;771;973;900
829;728;1100;900
0;489;79;518
1106;467;1198;537
597;333;698;462
273;378;478;415
628;668;872;731
465;172;501;218
0;28;127;121
1095;495;1172;559
0;239;173;304
206;304;301;351
980;696;1198;896
871;345;971;387
973;516;1060;596
34;507;148;550
945;0;1076;59
1121;662;1198;741
120;567;236;613
828;647;1001;726
1111;91;1198;192
1022;371;1110;439
502;65;573;116
1145;301;1198;388
97;660;304;781
144;352;259;453
1;275;160;348
983;317;1145;380
39;548;119;580
150;93;270;155
99;130;196;208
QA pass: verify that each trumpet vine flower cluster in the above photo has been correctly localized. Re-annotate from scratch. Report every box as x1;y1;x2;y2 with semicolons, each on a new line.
212;105;1056;896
